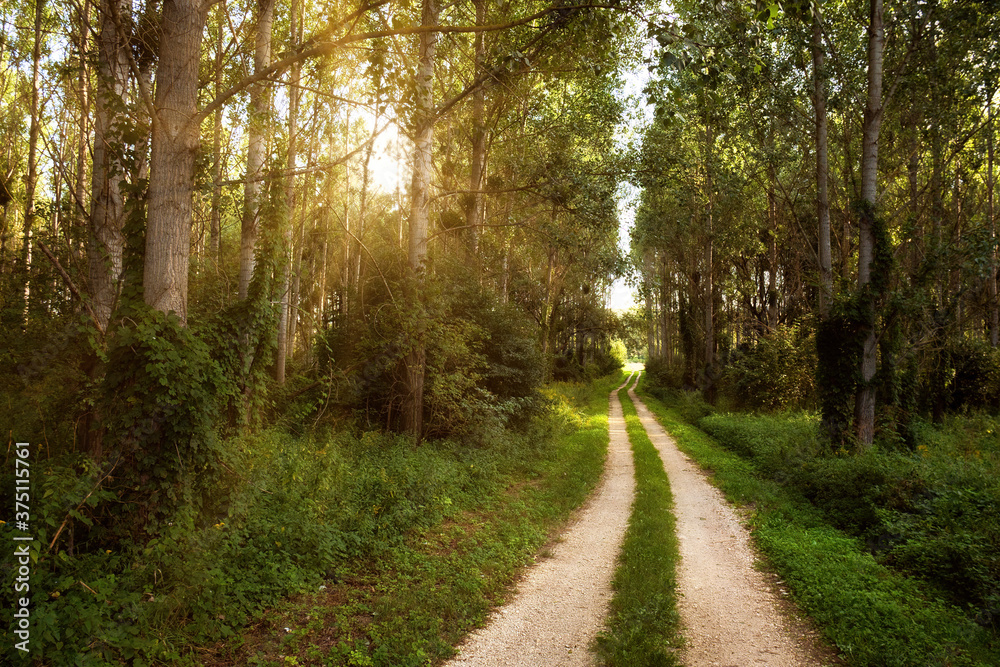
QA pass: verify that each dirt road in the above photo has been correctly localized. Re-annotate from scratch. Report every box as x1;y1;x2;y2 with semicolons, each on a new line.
445;372;829;666
443;374;636;666
628;381;828;666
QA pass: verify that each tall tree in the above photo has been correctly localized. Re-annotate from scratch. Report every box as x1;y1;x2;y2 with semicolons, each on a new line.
88;0;130;329
143;0;212;321
854;0;885;448
239;0;276;301
403;0;440;439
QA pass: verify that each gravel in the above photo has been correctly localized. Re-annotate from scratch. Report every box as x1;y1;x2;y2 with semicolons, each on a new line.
444;373;834;667
444;375;636;667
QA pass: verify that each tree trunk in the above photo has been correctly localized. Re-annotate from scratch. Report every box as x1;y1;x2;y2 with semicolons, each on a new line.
854;0;885;448
767;160;778;329
703;123;716;392
813;8;833;319
210;9;224;264
88;0;130;330
75;0;91;223
988;90;997;347
644;250;655;359
143;0;210;321
403;0;439;440
466;0;487;257
239;0;276;300
22;0;46;318
276;0;300;384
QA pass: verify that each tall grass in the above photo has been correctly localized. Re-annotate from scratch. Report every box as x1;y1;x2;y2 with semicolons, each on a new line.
0;374;623;665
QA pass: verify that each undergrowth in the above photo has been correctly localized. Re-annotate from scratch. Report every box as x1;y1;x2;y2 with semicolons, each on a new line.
0;374;620;665
595;375;683;666
199;372;620;666
636;377;1000;667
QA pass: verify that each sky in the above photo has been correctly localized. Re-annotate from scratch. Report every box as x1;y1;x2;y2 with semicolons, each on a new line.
607;51;655;313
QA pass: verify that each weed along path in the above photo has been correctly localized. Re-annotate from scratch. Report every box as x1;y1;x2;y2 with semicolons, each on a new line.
444;374;637;667
628;382;823;667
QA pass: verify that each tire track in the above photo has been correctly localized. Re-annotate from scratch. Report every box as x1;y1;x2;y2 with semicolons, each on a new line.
627;381;821;667
444;374;637;667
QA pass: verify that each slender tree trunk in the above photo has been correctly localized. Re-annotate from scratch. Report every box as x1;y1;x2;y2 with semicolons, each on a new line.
703;123;716;391
644;250;655;359
855;0;885;448
767;159;778;329
239;0;276;300
210;10;223;264
988;90;997;347
813;8;833;319
403;0;439;440
144;0;210;321
75;0;91;222
22;0;46;318
466;0;487;257
275;0;300;384
88;0;130;330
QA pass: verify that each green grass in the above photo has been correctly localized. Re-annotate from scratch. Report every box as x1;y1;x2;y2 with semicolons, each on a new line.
595;380;683;667
635;377;1000;667
217;372;623;667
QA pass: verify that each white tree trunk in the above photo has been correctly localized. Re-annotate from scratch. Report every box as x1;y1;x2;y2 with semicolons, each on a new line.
239;0;276;300
143;0;210;321
88;0;130;329
403;0;439;439
855;0;885;448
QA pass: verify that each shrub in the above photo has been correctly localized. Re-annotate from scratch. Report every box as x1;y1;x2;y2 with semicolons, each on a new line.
722;322;817;411
696;409;1000;631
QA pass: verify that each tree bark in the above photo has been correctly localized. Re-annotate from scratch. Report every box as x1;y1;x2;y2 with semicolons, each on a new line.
276;0;301;384
854;0;885;448
813;8;833;319
466;0;487;257
22;0;46;318
210;8;224;264
403;0;439;440
88;0;130;330
75;0;91;223
143;0;210;321
239;0;276;300
988;90;997;347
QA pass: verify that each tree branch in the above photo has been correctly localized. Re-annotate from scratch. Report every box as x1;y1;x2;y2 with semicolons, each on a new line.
36;240;106;336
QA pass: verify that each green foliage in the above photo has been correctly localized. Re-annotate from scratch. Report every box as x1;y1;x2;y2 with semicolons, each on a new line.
608;338;628;370
101;305;228;525
596;382;683;666
636;383;1000;666
201;374;617;666
346;272;545;439
0;374;617;664
816;309;864;447
694;409;1000;636
722;322;817;411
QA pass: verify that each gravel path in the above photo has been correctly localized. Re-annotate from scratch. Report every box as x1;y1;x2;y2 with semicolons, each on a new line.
443;375;637;667
628;382;826;667
445;373;832;667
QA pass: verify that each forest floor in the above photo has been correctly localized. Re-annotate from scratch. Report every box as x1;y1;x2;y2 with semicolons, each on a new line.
446;373;842;666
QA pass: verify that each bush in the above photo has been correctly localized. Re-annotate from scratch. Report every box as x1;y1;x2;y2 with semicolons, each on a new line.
696;410;1000;630
721;322;817;411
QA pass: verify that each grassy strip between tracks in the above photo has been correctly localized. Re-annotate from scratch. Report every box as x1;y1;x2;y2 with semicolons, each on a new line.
635;378;1000;667
595;382;683;666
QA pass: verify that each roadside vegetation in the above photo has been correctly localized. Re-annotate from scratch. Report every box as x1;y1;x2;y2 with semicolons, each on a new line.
0;371;620;665
595;377;683;666
638;376;1000;667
